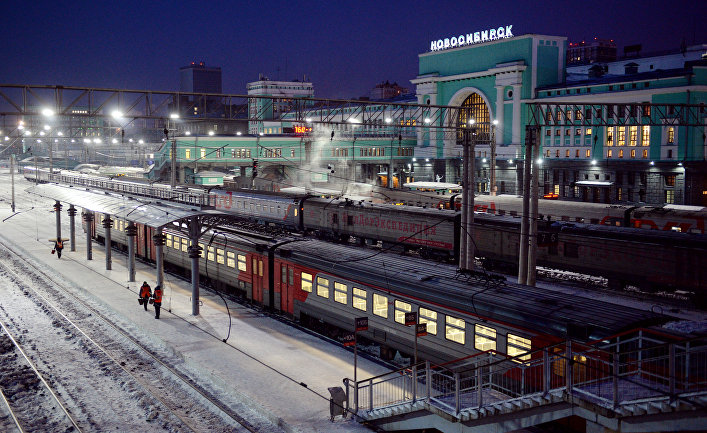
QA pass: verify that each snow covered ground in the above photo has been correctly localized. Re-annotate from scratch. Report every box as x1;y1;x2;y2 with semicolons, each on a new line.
0;170;386;432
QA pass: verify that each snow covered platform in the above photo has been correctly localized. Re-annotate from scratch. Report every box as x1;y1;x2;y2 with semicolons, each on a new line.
0;181;387;432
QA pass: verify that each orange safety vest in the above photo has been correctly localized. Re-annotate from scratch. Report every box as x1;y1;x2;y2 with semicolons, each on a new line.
153;288;163;303
56;241;63;249
140;284;151;298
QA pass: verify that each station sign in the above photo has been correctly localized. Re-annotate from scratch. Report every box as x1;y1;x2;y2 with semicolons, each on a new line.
404;312;417;327
283;125;313;134
430;25;514;52
342;333;356;347
355;317;368;332
416;323;428;337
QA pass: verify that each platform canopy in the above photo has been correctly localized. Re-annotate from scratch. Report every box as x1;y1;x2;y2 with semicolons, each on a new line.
27;183;218;228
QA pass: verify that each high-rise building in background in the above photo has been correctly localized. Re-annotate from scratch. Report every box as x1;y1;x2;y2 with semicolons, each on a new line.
247;74;314;135
180;61;222;94
567;38;617;65
369;81;409;100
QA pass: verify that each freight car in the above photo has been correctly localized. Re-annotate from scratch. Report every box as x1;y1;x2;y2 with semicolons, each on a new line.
87;213;673;366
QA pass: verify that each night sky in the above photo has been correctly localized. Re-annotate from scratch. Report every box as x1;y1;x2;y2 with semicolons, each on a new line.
1;0;705;99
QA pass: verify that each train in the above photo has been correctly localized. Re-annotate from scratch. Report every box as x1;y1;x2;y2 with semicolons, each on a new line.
84;209;676;366
24;166;707;296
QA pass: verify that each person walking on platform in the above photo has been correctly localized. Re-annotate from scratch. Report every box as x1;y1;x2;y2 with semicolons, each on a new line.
139;281;152;311
153;285;163;319
54;239;64;259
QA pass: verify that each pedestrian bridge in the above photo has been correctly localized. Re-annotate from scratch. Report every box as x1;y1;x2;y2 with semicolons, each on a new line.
342;329;706;432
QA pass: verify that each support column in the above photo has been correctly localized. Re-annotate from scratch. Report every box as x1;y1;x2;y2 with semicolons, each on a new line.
54;201;62;242
495;86;504;147
153;228;165;289
83;211;93;260
518;127;533;284
103;214;112;271
68;205;77;252
126;222;137;282
527;129;540;287
188;217;202;316
512;84;522;145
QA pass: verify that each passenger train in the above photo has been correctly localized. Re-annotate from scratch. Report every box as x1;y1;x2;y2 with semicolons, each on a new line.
85;211;676;365
25;166;707;296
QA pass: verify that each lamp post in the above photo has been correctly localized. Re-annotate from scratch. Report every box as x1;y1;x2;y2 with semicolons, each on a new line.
168;113;179;188
459;117;476;272
490;119;498;195
42;108;55;174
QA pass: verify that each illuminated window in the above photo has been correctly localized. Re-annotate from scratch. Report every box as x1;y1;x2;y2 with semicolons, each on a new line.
576;149;580;157
207;246;215;261
445;316;465;344
666;190;675;204
237;254;246;271
586;149;591;157
608;149;613;158
565;150;570;157
619;149;624;158
216;248;224;264
352;288;366;311
667;127;674;143
629;126;637;146
555;149;560;158
586;128;592;135
334;282;347;304
507;334;532;361
165;234;172;248
181;238;188;252
373;294;388;318
226;251;235;268
258;260;263;276
419;308;437;335
643;149;648;158
606;128;613;146
185;149;191;159
666;175;676;186
200;148;206;158
642;126;650;145
316;276;329;298
474;324;496;351
618;127;626;146
394;300;412;324
301;272;312;292
630;149;636;158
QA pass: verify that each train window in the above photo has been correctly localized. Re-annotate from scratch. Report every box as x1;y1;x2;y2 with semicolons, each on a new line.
445;316;466;345
165;234;172;248
301;272;312;292
373;294;388;318
352;288;366;311
419;308;438;335
258;260;263;277
334;282;347;304
270;206;274;213
507;334;532;362
316;277;329;298
252;258;257;274
394;300;412;324
181;238;188;252
474;324;496;351
237;254;246;271
281;266;287;283
216;249;224;264
289;268;294;285
227;252;235;268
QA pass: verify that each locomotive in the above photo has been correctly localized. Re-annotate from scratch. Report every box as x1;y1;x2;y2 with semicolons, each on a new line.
25;167;707;296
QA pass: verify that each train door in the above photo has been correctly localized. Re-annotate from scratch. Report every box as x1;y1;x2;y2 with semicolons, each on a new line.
251;255;265;304
136;223;146;258
280;263;295;315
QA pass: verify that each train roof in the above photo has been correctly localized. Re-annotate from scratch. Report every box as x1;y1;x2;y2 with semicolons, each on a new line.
279;239;671;341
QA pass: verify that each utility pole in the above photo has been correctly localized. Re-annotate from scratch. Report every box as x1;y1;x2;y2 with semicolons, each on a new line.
10;154;16;212
518;126;539;285
459;117;476;272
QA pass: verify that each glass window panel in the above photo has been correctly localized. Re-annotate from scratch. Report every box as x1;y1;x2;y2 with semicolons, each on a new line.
165;234;172;248
419;308;437;335
216;248;224;264
227;251;235;268
394;300;412;324
508;334;532;361
352;288;366;311
317;276;329;298
334;282;347;304
445;315;465;344
475;324;497;351
373;294;388;318
301;272;312;292
237;254;246;271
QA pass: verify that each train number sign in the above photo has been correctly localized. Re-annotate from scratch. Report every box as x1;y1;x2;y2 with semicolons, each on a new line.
355;317;368;332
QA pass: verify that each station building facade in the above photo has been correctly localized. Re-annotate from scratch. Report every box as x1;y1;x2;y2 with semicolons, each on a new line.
412;32;707;205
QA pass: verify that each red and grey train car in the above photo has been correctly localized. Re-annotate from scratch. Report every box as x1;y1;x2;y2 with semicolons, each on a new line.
88;216;671;366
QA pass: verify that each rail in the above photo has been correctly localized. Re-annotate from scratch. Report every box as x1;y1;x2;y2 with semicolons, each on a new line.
343;330;707;420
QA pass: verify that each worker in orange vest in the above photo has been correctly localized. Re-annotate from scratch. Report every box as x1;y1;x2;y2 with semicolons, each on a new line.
153;285;163;319
139;281;151;311
54;239;64;259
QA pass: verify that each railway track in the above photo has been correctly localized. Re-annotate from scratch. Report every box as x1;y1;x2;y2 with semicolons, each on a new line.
0;239;282;432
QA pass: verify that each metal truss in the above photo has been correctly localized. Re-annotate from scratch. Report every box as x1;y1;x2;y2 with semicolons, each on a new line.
527;102;707;127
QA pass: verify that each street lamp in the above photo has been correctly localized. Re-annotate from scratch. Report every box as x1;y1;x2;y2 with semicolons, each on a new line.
42;109;55;173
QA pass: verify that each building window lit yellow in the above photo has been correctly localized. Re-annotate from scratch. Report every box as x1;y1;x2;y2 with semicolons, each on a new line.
445;316;465;344
631;149;636;158
394;300;412;324
317;276;329;298
642;126;650;145
352;288;366;311
667;127;675;143
586;149;591;157
334;282;347;304
507;334;531;361
629;126;637;146
474;324;496;351
419;308;437;335
373;294;388;318
185;149;191;159
618;126;626;146
606;128;613;146
608;149;613;158
301;272;312;292
643;149;648;158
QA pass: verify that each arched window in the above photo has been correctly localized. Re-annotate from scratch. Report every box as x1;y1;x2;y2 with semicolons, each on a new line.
456;93;491;144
